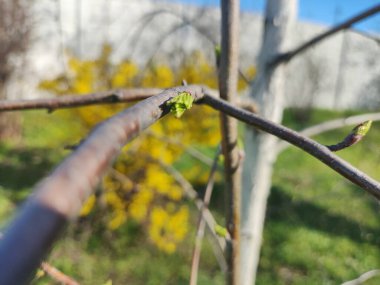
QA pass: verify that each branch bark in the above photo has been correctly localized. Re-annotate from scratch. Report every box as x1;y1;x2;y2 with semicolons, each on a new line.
219;0;241;284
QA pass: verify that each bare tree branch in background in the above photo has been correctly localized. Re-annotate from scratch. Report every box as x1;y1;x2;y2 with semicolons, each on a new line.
126;8;217;59
40;262;80;285
159;159;228;271
341;269;380;285
351;29;380;45
273;3;380;65
190;147;221;285
0;0;31;138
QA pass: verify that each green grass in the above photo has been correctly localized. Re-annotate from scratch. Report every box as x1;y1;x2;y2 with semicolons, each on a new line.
0;108;379;284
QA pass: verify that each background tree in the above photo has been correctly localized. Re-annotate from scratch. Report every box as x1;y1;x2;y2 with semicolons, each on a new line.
0;0;31;138
241;1;298;284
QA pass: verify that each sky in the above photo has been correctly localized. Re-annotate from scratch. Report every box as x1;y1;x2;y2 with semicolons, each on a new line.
169;0;380;33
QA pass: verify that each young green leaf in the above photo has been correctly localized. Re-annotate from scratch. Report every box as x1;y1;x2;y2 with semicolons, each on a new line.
166;91;194;118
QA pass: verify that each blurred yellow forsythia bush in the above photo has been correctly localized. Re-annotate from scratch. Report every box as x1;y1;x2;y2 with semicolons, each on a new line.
39;44;255;253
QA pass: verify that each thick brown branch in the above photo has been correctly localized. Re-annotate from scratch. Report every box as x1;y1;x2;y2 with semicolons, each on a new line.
0;85;206;284
0;233;79;285
201;94;380;200
272;4;380;65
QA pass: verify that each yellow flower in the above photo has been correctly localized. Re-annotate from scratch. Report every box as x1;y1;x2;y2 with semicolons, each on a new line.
79;194;96;216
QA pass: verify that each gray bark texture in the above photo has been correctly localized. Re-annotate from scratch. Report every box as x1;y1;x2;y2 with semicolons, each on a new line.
240;1;298;284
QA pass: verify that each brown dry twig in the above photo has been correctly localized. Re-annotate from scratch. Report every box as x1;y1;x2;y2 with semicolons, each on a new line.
0;88;162;112
190;146;222;285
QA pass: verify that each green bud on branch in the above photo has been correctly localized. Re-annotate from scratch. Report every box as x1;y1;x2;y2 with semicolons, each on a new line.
326;120;372;152
166;91;194;118
214;224;228;238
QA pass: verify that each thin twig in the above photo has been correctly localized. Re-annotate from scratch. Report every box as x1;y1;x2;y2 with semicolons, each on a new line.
341;269;380;285
201;93;380;200
276;112;380;153
272;4;380;65
40;262;80;285
159;160;228;272
0;88;162;112
0;86;255;114
190;146;222;285
351;29;380;45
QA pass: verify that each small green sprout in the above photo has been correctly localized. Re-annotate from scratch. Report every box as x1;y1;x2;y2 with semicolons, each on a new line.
166;91;194;118
214;224;228;238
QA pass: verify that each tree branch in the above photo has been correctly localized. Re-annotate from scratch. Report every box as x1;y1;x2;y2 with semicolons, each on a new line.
158;159;228;271
40;262;80;285
272;4;380;65
0;88;162;112
0;85;206;284
201;93;380;200
0;233;80;285
189;147;221;285
276;112;380;153
219;0;241;284
0;87;255;113
341;269;380;285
